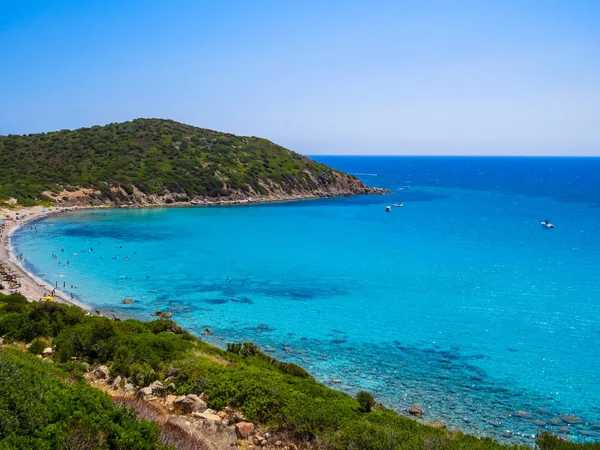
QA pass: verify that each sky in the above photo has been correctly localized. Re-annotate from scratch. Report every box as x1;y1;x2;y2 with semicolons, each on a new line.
1;0;599;155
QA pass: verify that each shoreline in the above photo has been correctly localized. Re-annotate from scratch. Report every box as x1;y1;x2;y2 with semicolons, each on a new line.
0;206;84;308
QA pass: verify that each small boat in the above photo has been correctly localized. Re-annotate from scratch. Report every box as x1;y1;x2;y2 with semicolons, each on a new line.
541;219;555;228
385;206;391;212
393;203;404;207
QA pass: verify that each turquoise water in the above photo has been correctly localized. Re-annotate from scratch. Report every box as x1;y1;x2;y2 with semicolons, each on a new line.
13;157;600;444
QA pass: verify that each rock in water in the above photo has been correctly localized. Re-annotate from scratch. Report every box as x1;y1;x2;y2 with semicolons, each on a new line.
560;414;581;424
121;297;133;304
429;420;447;429
409;406;423;416
159;311;173;319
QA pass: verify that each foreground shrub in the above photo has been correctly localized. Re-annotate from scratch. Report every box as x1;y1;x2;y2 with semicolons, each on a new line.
357;390;376;413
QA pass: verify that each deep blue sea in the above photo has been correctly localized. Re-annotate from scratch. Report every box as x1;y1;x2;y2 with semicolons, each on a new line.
13;157;600;444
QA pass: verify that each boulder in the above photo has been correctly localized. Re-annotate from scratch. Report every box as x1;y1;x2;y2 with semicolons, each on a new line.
560;414;581;424
514;410;532;419
175;394;207;414
192;411;222;423
137;387;153;398
42;347;53;358
159;312;173;319
167;383;176;393
235;421;255;439
111;375;125;389
409;406;423;416
533;420;547;426
121;297;133;304
123;383;135;393
149;380;164;395
429;420;447;429
93;365;110;379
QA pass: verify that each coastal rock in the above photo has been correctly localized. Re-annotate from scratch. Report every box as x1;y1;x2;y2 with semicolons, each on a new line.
235;421;255;439
149;380;163;395
111;375;125;389
137;387;153;398
121;297;133;304
533;420;547;427
159;312;173;319
514;410;532;419
429;420;447;429
167;383;176;393
175;394;207;413
123;383;135;393
253;435;266;445
560;414;581;424
42;347;53;358
409;406;423;416
550;418;563;426
93;365;110;379
192;411;222;423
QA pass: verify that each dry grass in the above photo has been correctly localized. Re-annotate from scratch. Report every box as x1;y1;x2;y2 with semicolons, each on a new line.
112;395;169;426
160;420;212;450
111;395;213;450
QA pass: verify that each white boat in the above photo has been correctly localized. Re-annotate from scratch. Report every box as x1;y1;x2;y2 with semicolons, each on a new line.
393;203;404;207
541;220;555;228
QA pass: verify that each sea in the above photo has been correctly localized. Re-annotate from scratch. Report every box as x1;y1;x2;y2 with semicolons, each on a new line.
12;156;600;444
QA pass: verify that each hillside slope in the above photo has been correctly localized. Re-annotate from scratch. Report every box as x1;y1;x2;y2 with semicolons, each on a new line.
0;119;385;207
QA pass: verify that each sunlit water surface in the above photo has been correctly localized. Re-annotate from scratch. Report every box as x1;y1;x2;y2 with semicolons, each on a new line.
14;157;600;444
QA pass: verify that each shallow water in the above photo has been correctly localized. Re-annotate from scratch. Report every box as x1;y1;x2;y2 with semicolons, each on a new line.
13;157;600;444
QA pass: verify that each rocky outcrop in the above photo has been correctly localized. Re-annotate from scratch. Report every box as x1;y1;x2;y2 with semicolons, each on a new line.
47;178;390;209
174;394;208;414
235;421;255;439
409;406;423;416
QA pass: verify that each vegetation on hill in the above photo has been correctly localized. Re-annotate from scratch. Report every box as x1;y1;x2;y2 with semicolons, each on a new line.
0;292;597;449
0;119;373;206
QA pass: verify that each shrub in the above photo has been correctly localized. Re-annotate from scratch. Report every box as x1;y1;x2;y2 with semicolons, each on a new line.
28;338;48;355
357;391;376;413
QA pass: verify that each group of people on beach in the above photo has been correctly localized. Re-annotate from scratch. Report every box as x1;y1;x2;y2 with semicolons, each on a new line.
0;263;22;295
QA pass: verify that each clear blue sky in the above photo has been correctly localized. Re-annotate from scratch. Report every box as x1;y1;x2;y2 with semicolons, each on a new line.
1;0;598;155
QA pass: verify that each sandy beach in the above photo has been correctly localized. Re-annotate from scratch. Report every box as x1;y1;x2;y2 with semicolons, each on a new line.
0;206;79;306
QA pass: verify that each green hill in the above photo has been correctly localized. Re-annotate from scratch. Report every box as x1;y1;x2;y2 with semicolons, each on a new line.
0;119;382;207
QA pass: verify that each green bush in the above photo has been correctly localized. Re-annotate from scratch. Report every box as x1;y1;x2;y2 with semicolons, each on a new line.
27;338;47;355
0;348;166;449
357;390;376;413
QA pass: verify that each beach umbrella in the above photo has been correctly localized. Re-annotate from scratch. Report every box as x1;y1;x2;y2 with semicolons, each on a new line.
42;295;54;301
